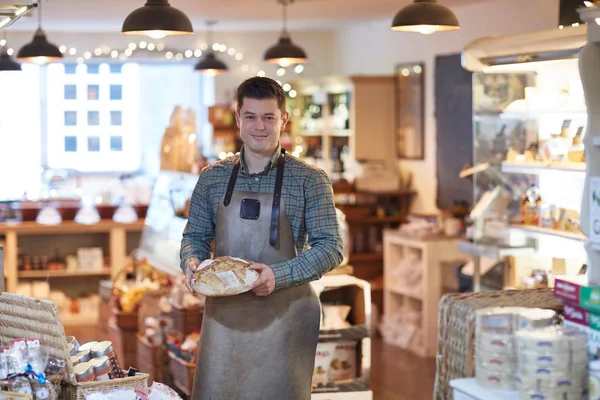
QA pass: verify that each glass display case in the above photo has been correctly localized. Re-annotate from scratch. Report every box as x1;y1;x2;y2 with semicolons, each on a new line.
467;57;588;290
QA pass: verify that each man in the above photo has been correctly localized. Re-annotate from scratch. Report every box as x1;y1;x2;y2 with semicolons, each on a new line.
180;76;344;399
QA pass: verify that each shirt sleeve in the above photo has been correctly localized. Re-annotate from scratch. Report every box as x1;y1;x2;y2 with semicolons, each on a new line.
270;168;344;290
180;172;215;271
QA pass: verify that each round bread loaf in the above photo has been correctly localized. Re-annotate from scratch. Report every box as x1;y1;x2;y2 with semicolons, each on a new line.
191;256;259;296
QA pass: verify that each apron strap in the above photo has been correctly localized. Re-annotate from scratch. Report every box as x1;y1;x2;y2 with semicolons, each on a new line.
224;160;241;207
270;149;286;247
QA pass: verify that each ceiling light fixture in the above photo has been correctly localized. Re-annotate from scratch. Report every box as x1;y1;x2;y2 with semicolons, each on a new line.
17;0;62;64
122;0;193;39
195;21;228;76
0;50;20;71
391;0;460;35
0;30;19;70
264;0;307;67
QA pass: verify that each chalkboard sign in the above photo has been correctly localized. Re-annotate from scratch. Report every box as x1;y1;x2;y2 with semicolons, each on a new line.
435;53;474;211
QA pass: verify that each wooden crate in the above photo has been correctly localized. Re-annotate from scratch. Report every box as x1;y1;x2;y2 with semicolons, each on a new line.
170;305;203;336
168;351;195;397
108;318;138;370
137;334;168;385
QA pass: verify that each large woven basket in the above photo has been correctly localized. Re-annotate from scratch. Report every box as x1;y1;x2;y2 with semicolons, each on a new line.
0;292;149;400
434;288;563;400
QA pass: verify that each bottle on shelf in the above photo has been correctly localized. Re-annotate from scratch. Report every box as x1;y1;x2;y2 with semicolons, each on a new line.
522;183;542;225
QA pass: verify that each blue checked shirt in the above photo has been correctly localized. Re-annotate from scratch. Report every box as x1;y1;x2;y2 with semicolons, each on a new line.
180;144;344;290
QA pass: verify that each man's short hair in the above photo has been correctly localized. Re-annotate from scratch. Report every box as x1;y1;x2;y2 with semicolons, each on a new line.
236;77;287;114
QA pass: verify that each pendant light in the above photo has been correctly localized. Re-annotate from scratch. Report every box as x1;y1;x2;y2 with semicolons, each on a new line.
0;32;20;71
264;0;307;67
0;51;20;70
17;0;62;64
122;0;193;39
195;21;228;76
391;0;459;35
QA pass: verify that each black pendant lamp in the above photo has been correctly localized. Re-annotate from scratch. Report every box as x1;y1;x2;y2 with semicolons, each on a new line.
0;31;20;71
264;0;307;67
0;50;21;71
195;21;227;76
122;0;193;39
391;0;459;35
17;1;62;64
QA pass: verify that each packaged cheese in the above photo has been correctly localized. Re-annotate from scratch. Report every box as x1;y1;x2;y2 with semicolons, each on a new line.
515;326;588;354
476;307;556;334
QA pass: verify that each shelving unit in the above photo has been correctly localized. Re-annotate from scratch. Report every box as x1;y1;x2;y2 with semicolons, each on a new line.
1;219;144;293
335;187;415;317
311;274;373;400
506;223;584;241
382;230;466;357
289;75;399;179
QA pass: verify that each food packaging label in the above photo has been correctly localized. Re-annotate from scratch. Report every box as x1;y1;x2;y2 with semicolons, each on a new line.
329;341;357;382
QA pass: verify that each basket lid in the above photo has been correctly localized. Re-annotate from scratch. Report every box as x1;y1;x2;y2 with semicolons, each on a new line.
0;292;77;385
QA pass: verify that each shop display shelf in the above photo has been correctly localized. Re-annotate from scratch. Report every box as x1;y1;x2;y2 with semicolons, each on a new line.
388;285;423;301
458;238;535;259
319;325;369;342
507;224;585;241
18;269;111;278
0;219;145;235
500;161;586;175
312;377;370;395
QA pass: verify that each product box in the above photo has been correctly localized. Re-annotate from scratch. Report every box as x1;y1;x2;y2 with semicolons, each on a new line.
555;275;600;314
563;302;590;333
559;296;600;360
312;341;358;386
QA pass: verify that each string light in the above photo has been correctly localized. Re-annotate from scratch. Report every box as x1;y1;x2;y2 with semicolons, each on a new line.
2;38;304;96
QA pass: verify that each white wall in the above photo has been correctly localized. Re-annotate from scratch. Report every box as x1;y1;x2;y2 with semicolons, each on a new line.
335;0;561;213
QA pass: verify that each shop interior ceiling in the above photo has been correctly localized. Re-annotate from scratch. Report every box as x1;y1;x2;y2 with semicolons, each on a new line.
6;0;481;32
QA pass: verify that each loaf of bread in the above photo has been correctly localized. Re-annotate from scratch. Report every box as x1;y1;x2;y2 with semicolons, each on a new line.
191;256;259;296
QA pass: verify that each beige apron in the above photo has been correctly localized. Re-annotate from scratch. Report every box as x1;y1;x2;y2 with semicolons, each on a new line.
192;150;321;400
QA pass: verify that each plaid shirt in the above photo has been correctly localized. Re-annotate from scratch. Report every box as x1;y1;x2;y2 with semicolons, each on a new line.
180;144;344;290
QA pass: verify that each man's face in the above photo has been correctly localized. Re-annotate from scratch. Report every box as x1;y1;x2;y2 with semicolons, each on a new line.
236;97;288;157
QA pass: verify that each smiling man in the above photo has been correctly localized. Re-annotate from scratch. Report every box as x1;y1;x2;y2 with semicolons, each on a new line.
180;76;344;399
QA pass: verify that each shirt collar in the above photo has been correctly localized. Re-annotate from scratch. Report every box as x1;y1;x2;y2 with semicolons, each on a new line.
239;143;282;175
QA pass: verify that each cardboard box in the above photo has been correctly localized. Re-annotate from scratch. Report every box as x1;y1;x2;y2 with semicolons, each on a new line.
555;275;600;313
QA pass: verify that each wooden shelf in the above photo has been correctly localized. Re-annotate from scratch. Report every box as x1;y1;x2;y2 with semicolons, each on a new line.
0;220;145;235
19;269;111;278
383;231;467;358
389;286;423;301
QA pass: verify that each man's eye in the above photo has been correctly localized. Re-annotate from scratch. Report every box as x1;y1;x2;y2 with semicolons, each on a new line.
245;116;254;120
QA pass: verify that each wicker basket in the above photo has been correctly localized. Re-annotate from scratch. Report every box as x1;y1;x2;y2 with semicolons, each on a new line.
137;334;168;385
434;288;564;400
170;304;203;336
0;292;149;400
168;351;195;397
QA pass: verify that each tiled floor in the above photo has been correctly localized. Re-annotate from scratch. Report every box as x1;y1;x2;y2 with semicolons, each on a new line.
65;325;437;400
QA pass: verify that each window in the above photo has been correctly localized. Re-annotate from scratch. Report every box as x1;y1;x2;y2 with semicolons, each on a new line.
46;62;141;172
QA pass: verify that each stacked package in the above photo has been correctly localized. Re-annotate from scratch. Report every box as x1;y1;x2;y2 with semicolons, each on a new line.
475;307;556;390
515;326;589;399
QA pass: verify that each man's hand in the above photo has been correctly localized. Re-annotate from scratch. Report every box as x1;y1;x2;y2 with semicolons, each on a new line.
250;264;276;296
184;258;201;293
